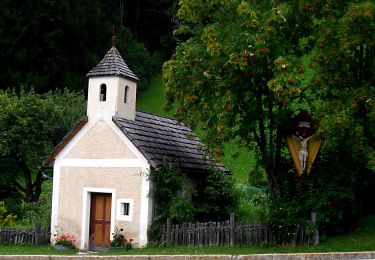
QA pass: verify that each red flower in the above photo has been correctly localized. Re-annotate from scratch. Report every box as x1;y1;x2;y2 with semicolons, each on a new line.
258;48;267;54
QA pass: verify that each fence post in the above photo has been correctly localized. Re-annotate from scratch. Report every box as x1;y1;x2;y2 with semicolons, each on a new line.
166;218;171;246
35;222;41;245
311;212;319;245
230;212;235;246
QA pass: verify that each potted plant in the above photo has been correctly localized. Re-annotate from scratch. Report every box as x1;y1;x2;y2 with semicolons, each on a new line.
53;228;77;250
110;226;133;251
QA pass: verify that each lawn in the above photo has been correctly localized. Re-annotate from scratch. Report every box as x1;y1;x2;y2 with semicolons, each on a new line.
136;74;175;118
0;245;76;255
122;215;375;255
109;214;375;254
1;215;374;255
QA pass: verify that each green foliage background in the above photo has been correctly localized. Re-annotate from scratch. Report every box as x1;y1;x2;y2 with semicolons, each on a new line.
163;0;375;238
0;0;176;92
0;0;373;242
0;89;85;203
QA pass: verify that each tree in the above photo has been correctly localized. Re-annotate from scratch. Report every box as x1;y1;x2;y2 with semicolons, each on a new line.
163;0;373;194
0;201;16;227
0;89;85;202
116;27;161;90
121;0;178;55
0;0;112;92
308;1;374;171
0;0;174;93
164;1;307;191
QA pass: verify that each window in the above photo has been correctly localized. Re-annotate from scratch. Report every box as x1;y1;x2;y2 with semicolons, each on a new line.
124;85;129;103
100;84;107;101
117;198;133;221
122;203;130;216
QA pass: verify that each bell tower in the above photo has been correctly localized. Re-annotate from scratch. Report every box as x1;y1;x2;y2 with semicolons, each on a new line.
86;44;139;122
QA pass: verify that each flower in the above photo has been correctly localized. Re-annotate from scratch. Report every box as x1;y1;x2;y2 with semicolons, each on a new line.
110;226;133;251
53;228;77;249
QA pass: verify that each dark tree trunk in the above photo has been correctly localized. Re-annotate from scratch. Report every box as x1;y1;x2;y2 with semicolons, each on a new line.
32;168;44;203
266;165;279;192
11;149;44;203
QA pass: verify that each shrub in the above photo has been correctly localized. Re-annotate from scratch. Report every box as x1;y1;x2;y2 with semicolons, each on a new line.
169;197;195;223
235;184;268;222
147;161;238;244
53;228;77;249
110;226;133;250
193;168;238;221
15;182;52;227
0;201;17;227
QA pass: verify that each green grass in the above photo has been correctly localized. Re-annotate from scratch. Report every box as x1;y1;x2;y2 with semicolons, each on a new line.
1;215;374;255
105;214;375;255
0;245;76;255
318;214;375;251
137;74;175;118
222;142;257;184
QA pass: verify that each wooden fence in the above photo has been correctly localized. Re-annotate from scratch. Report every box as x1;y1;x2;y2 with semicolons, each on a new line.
0;223;50;246
162;213;317;247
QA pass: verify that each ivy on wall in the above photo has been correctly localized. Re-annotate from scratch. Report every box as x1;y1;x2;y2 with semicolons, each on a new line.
147;161;237;244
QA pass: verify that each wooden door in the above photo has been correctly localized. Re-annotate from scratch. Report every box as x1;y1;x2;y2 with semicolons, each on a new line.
89;193;112;249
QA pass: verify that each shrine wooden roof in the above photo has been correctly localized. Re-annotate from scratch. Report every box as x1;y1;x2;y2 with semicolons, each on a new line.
113;111;227;173
86;46;139;81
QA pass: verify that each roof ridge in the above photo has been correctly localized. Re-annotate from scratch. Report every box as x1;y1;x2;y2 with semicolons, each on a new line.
136;110;178;122
112;47;120;76
86;46;139;81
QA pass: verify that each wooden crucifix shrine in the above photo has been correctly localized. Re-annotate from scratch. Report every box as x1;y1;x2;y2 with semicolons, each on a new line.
285;111;323;176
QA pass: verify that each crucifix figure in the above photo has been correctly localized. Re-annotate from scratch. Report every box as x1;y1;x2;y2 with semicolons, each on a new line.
292;119;314;173
286;111;322;176
296;134;313;172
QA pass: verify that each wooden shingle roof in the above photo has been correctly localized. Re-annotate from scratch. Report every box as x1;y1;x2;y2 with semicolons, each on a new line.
113;111;227;172
86;46;139;81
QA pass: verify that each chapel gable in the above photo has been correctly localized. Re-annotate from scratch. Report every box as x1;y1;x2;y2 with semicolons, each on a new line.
64;120;137;159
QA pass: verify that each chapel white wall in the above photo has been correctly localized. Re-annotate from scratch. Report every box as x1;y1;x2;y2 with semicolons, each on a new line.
51;119;151;250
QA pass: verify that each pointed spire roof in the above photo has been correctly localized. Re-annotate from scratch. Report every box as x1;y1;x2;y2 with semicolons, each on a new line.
86;46;139;81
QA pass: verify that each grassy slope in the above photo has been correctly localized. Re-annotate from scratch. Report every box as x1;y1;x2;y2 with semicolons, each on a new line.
137;74;256;184
137;75;175;118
